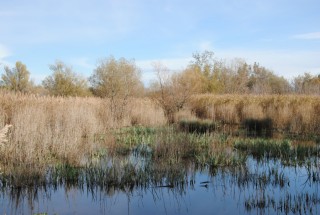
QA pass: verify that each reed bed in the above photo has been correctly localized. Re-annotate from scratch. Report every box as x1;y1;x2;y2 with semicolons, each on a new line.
1;91;320;215
0;91;165;165
1;90;320;166
190;94;320;135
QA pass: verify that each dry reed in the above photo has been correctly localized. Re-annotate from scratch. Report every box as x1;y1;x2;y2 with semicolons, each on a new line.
0;91;165;165
1;90;319;166
189;94;320;135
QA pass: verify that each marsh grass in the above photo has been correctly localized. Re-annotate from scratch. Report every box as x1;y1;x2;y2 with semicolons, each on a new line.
1;91;320;215
0;91;165;165
234;138;320;164
190;94;320;135
1;89;320;208
112;124;319;168
1;90;319;166
111;125;247;168
195;152;247;168
234;139;291;158
0;164;47;189
0;149;319;215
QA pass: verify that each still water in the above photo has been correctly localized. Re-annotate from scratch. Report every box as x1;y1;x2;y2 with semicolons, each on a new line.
1;157;319;215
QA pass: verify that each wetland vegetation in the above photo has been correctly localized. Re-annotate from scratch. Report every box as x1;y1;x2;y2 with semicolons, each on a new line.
0;91;320;214
1;51;320;214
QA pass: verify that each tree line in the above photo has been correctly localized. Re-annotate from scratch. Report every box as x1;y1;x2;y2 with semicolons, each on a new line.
1;51;319;97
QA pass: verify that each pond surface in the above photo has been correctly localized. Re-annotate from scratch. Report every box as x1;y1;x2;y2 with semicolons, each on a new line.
1;155;319;215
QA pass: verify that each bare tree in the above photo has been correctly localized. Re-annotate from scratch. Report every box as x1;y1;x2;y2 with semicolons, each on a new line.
150;62;202;123
293;73;320;94
248;62;291;94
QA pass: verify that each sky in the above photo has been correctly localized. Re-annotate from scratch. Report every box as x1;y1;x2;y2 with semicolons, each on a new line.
0;0;320;85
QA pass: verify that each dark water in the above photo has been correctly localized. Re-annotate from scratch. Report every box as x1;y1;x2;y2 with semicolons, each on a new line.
1;157;319;215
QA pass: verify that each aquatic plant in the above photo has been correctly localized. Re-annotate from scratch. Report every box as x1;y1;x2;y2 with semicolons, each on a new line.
234;139;292;158
115;126;156;147
0;152;319;215
234;138;320;166
195;152;246;168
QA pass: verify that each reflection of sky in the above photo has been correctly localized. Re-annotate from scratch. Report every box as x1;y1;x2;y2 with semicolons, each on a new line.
1;159;319;215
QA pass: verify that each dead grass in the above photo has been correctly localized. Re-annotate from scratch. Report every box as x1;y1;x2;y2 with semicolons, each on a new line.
128;98;166;126
0;91;165;165
190;94;320;135
1;91;319;166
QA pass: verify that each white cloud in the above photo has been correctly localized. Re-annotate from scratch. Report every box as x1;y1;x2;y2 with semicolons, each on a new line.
293;32;320;40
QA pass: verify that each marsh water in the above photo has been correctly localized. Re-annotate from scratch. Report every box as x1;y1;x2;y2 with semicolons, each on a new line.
1;154;319;215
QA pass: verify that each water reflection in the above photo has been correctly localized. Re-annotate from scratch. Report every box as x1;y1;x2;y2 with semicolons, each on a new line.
0;156;319;215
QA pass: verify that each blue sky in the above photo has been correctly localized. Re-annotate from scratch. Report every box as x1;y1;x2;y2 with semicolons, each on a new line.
1;0;319;85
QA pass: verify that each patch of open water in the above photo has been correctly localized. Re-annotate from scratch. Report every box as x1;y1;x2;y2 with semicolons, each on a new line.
0;157;319;215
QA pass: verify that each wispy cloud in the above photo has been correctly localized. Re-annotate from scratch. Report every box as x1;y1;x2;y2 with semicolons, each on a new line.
293;32;320;40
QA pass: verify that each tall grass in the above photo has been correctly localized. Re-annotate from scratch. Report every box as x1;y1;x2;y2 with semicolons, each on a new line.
0;91;165;165
190;94;320;135
1;90;319;166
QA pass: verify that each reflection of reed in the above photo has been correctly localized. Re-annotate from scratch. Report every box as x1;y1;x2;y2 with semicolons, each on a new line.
0;155;319;214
